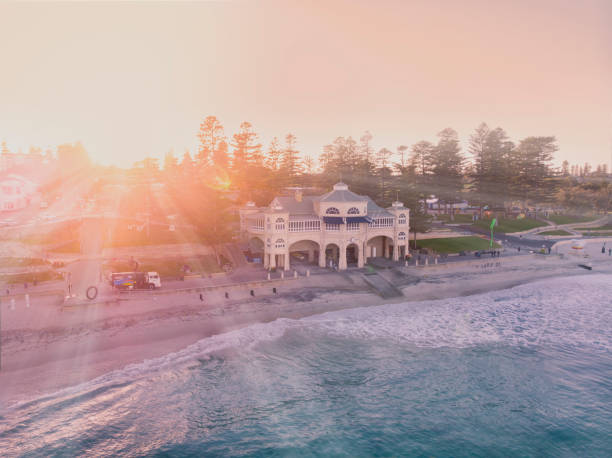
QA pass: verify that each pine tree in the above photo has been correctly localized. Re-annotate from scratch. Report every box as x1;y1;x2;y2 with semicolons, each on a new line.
265;137;283;170
197;116;225;166
231;121;262;169
396;145;408;169
430;128;464;219
280;133;302;180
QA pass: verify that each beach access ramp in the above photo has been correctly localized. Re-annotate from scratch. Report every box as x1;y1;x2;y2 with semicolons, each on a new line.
362;272;404;299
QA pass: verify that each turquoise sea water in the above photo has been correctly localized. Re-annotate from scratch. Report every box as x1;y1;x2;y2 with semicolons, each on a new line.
1;275;611;457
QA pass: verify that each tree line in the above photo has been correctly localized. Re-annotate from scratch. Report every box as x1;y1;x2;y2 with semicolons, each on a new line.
122;116;610;245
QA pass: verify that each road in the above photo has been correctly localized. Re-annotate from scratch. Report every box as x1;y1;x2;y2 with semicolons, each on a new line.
65;218;105;297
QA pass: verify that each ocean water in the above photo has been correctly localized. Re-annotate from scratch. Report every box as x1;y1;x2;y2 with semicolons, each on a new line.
1;274;611;457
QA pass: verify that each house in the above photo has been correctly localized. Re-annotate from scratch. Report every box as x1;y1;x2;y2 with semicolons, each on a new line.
424;196;474;215
239;182;410;271
0;173;37;212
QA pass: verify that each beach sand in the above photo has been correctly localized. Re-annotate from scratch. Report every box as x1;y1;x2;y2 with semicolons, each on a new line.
1;249;611;408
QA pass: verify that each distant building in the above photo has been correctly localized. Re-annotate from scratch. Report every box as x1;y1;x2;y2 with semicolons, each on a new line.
240;182;410;271
0;173;37;212
424;196;474;215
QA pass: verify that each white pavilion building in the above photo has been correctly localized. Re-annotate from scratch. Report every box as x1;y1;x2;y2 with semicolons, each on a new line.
239;182;410;271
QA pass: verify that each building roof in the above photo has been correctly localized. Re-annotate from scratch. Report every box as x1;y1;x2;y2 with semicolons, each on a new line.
272;195;319;214
318;182;365;203
365;197;393;217
265;183;395;218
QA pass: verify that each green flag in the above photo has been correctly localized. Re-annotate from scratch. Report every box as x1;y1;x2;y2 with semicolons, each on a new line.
490;218;497;249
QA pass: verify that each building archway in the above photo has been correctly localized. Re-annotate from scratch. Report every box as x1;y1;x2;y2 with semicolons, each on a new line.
346;242;359;267
289;239;320;265
325;243;340;268
366;235;394;259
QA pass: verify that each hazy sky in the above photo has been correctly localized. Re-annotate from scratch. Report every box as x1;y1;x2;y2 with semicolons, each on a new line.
1;0;611;168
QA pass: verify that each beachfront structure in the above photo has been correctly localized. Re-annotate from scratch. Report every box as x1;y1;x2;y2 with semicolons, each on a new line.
239;182;410;271
0;173;37;212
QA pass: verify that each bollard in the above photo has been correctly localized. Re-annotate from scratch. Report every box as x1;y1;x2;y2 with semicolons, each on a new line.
294;270;298;278
224;292;229;299
405;260;408;267
250;289;255;296
25;294;30;308
10;298;15;311
306;270;310;277
425;257;429;266
267;272;271;280
416;259;419;267
281;271;284;279
435;257;438;265
273;287;277;294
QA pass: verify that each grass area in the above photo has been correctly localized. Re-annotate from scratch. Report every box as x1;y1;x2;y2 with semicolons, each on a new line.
415;236;500;253
547;214;597;225
538;230;573;236
18;221;81;245
582;232;612;237
103;221;203;248
48;240;81;253
436;213;475;224
473;217;547;233
0;257;48;268
0;270;63;285
104;254;223;278
575;225;612;231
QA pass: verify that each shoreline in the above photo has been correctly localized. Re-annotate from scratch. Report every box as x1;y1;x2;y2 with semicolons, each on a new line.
1;253;611;409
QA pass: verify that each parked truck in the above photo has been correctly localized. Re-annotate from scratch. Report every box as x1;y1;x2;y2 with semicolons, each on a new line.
110;271;161;290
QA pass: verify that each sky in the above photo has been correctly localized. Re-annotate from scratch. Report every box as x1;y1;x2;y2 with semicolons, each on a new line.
0;0;611;168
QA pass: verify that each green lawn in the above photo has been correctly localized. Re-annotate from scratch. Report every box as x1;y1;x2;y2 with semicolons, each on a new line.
473;217;547;233
575;225;612;231
582;231;612;237
436;213;475;224
0;270;63;284
415;236;500;253
103;222;204;248
104;254;223;278
538;230;573;236
547;214;597;225
48;240;82;253
19;221;81;245
0;257;48;268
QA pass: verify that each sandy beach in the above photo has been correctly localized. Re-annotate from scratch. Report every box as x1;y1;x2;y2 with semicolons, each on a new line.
1;243;611;409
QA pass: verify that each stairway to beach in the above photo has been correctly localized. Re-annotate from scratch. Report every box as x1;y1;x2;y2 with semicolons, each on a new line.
362;271;404;299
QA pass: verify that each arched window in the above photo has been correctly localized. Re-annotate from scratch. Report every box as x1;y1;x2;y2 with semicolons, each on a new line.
275;238;285;248
275;217;285;231
398;213;406;225
326;207;340;214
347;207;360;214
398;232;406;240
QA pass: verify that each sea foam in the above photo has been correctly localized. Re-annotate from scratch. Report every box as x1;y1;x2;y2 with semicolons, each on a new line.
5;274;612;413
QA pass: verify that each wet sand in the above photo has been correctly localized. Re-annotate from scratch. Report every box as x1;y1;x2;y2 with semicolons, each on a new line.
1;248;611;408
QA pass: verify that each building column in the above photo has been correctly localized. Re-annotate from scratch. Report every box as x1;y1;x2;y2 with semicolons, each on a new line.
264;252;269;269
358;241;365;268
319;246;326;268
308;248;315;263
384;239;391;258
284;252;290;271
393;238;399;261
339;244;347;270
270;252;276;269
